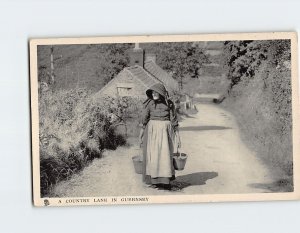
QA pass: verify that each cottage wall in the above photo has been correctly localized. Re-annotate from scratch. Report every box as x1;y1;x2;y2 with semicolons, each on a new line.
98;70;147;98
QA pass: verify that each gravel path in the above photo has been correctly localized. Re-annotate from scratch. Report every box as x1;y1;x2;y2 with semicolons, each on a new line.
53;103;279;197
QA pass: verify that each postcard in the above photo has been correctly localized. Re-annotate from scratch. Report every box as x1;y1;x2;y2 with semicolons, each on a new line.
30;32;300;206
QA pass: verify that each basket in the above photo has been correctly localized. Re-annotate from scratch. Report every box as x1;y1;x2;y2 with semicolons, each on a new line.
132;155;143;174
173;151;187;171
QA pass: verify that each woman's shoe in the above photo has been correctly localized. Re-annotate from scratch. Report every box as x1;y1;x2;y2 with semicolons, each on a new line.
155;184;166;190
148;184;158;189
163;184;181;191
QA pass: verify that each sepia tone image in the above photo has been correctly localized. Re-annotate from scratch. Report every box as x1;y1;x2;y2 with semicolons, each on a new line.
30;33;300;206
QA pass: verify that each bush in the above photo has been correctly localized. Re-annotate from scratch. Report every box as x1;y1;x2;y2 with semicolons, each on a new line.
39;88;142;196
223;40;290;90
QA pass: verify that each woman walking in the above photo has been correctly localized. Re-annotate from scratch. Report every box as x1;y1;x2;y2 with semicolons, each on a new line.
139;83;181;191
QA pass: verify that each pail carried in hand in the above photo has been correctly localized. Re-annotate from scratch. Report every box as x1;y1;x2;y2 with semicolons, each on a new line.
173;150;187;171
132;155;143;174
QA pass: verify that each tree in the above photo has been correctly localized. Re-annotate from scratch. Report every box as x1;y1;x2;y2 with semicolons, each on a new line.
95;43;131;83
223;40;291;90
142;42;210;89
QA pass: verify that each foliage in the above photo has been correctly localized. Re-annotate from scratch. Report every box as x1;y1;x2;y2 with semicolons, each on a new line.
39;88;143;196
94;43;131;83
223;40;291;89
38;65;51;85
142;42;210;88
222;40;293;178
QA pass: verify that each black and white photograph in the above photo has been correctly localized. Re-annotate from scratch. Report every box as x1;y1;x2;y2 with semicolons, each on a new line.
30;32;300;206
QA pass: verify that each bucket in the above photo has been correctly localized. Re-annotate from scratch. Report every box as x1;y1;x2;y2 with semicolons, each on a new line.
132;155;143;174
173;151;187;171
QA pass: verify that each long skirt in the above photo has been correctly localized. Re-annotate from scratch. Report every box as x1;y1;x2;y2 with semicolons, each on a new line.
142;120;176;185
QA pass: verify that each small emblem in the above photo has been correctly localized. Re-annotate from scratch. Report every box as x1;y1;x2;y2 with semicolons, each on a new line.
44;199;50;206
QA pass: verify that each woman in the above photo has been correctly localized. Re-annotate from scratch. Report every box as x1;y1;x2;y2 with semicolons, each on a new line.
139;83;181;191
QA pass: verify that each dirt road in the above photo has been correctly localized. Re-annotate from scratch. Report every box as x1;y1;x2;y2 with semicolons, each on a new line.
53;103;278;197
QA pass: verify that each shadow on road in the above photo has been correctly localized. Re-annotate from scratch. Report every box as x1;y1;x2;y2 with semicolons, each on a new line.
180;126;232;131
178;115;196;121
248;178;294;193
171;172;218;190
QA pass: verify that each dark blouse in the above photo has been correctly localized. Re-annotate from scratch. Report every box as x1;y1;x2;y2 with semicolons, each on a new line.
141;99;179;131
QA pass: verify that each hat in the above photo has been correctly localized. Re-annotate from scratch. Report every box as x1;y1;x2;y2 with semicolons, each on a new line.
146;83;167;99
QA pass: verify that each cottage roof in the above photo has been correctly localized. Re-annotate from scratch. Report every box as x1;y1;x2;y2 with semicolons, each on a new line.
125;65;161;88
96;65;160;97
144;60;179;94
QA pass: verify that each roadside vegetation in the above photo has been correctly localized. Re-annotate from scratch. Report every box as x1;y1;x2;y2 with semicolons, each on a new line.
39;88;143;196
221;40;293;188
